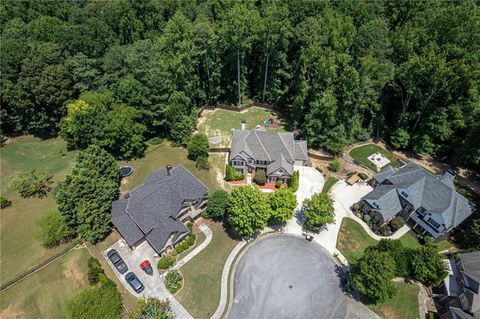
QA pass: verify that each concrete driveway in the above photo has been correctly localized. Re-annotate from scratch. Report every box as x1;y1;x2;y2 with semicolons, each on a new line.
226;234;378;319
284;166;324;236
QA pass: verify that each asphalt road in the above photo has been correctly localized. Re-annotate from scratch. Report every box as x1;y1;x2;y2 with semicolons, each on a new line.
227;234;348;319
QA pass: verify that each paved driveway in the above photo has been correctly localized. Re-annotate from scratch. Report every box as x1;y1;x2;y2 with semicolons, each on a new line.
227;234;378;319
284;166;324;236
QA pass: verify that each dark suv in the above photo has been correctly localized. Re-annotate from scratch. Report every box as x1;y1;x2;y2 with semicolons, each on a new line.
125;272;144;293
107;249;128;274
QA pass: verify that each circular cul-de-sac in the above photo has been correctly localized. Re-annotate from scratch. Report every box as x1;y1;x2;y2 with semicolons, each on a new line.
227;234;348;319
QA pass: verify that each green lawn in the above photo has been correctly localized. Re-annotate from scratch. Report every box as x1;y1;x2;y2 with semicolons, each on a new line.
336;218;422;263
336;217;378;262
349;144;402;172
322;177;339;194
369;281;420;319
198;107;285;147
121;141;228;193
0;248;90;319
0;136;78;284
176;222;239;319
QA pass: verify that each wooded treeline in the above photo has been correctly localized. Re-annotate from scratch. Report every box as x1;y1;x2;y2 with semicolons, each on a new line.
1;0;479;166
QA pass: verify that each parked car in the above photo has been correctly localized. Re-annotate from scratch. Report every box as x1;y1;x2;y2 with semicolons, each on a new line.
140;260;153;275
125;272;144;293
107;249;128;274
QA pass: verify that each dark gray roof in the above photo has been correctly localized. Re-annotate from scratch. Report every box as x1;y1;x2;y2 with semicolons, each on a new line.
111;165;208;253
362;163;476;230
229;130;307;176
363;186;402;222
450;308;474;319
460;252;480;283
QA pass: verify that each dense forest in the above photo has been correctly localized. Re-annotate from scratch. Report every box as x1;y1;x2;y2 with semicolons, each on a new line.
1;0;479;166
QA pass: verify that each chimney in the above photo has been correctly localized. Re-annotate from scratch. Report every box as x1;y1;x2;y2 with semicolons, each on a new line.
166;164;173;175
241;118;246;130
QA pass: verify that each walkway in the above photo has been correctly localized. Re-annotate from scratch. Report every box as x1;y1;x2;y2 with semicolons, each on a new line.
104;224;213;319
210;241;247;319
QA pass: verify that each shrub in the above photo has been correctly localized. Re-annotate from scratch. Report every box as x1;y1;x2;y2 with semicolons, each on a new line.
165;270;182;294
36;211;74;248
171;250;177;257
130;298;173;319
158;256;175;270
175;245;184;254
13;170;53;198
289;170;299;192
65;280;122;319
195;156;210;170
225;165;244;181
187;234;195;246
187;133;209;161
390;216;405;230
254;170;267;185
328;159;341;172
315;167;323;173
148;137;162;145
87;257;104;285
0;196;11;209
205;190;229;220
351;202;360;211
346;171;355;178
180;241;189;251
186;222;193;232
98;273;109;285
358;172;368;180
275;180;282;188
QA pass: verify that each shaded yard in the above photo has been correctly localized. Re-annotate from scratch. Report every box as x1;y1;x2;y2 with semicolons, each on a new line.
175;222;239;319
322;177;339;194
349;144;403;172
336;217;378;262
369;281;420;319
198;107;285;147
0;136;78;284
0;248;90;319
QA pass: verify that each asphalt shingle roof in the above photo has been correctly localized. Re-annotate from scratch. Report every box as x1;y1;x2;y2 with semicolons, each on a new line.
111;165;208;253
461;252;480;284
229;130;307;176
362;163;476;230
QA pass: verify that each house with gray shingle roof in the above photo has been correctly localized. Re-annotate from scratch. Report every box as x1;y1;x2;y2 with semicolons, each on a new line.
436;252;480;319
229;129;308;184
360;163;476;238
111;165;208;254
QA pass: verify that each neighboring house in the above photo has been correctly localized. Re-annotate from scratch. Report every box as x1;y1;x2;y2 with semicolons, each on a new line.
359;163;476;238
229;129;308;183
437;252;480;319
111;165;208;255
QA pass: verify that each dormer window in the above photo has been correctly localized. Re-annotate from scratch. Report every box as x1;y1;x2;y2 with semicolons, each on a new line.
401;191;408;198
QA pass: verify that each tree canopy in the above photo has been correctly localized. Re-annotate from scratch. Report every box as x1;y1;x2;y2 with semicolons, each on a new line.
268;188;297;223
1;0;479;166
227;186;271;236
302;193;335;231
55;145;119;243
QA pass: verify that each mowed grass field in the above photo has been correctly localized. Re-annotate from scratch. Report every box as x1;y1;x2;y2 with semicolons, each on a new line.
0;136;78;283
322;177;339;194
370;281;420;319
349;144;402;172
198;107;285;147
0;248;90;319
120;140;229;193
175;222;239;319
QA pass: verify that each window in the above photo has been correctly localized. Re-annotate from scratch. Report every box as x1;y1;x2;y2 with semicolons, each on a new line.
232;161;244;166
401;191;408;198
427;217;441;229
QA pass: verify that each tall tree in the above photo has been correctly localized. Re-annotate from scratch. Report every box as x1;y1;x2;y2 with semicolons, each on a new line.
56;145;119;243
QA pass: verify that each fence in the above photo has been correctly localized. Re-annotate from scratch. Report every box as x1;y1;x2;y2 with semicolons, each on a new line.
0;242;78;292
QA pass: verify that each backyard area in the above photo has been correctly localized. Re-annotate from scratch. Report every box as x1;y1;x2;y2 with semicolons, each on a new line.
369;281;420;319
349;144;403;172
175;221;240;319
0;136;78;284
120;140;228;193
0;248;90;319
197;107;285;147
